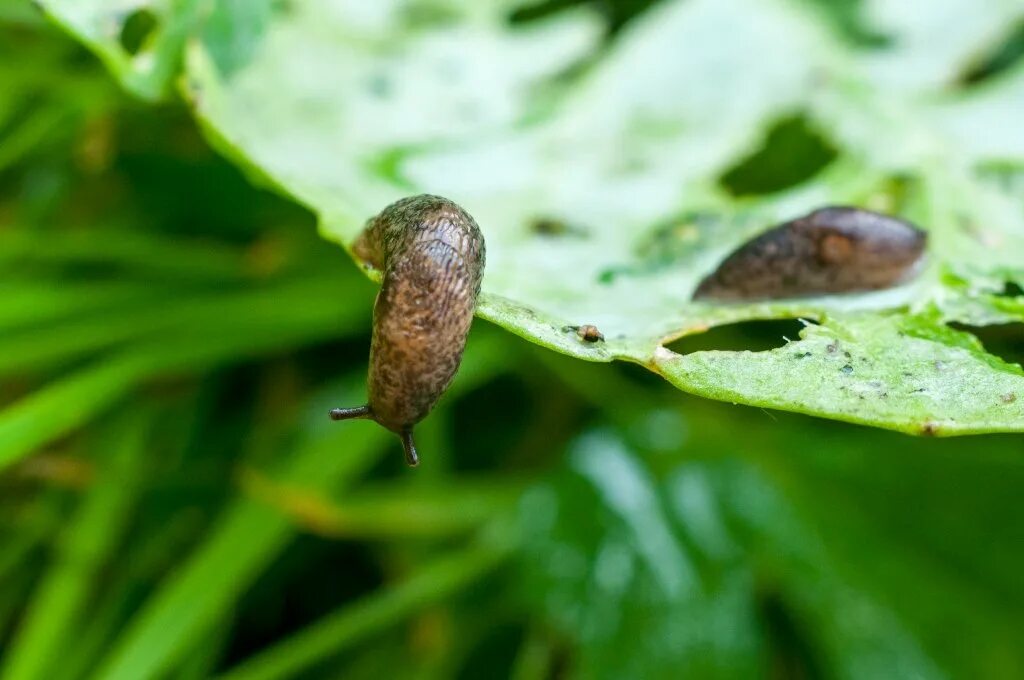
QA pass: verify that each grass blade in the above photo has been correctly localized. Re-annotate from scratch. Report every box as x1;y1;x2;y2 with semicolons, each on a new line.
218;537;513;680
0;409;153;680
0;356;149;471
240;473;524;539
91;385;389;680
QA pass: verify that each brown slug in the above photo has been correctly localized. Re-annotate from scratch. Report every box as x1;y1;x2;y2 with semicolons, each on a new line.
692;206;926;301
330;195;485;466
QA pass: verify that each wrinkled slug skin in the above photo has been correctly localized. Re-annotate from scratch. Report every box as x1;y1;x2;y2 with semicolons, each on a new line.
693;206;927;301
333;195;485;466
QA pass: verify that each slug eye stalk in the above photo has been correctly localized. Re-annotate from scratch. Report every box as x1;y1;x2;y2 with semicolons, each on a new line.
328;406;420;467
400;430;419;467
328;406;372;421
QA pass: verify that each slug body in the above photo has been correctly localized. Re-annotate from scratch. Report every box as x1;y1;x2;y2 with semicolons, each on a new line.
693;206;926;301
331;195;485;466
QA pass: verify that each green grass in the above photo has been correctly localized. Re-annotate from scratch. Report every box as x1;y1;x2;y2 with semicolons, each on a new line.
3;4;1024;680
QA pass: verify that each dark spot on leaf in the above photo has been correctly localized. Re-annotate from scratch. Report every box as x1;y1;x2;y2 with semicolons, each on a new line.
666;319;809;355
366;73;392;98
793;351;813;359
978;162;1024;195
840;364;853;374
921;422;940;436
826;341;839;354
719;114;838;196
119;8;159;56
401;2;461;28
603;211;729;284
531;217;587;238
1001;393;1017;404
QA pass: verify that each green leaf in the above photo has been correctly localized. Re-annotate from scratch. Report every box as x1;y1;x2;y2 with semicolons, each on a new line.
36;0;201;100
39;0;1024;433
657;312;1024;435
519;426;1024;678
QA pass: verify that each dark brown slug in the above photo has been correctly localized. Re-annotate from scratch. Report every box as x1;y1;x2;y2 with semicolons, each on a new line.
693;206;926;301
330;195;485;466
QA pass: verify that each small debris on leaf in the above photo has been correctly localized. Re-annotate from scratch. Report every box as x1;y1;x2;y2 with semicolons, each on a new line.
564;325;605;343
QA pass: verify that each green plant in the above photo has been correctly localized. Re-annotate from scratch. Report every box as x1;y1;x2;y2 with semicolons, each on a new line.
2;2;1024;679
36;0;1024;433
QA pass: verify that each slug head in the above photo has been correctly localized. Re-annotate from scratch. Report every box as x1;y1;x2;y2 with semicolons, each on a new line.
803;206;926;278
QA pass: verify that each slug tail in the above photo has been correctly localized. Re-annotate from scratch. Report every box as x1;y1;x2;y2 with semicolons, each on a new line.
401;430;420;467
329;405;372;421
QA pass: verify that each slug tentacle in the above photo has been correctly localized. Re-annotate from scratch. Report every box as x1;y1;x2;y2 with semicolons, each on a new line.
330;195;485;467
329;406;372;421
401;430;419;467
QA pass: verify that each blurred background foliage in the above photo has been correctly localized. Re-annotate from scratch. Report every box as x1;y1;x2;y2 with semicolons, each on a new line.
1;1;1024;679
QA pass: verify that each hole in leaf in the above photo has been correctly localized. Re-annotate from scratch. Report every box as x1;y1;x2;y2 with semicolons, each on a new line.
509;0;664;34
800;0;891;47
665;319;814;355
119;8;159;56
958;21;1024;85
998;281;1024;298
719;114;838;197
949;323;1024;369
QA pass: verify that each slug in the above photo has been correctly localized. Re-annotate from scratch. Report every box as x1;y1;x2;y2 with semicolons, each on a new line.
692;206;926;301
330;195;485;467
